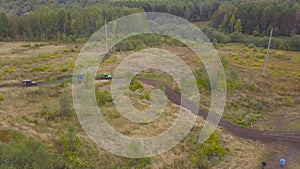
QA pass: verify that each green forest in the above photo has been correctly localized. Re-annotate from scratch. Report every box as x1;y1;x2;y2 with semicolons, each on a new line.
0;0;299;49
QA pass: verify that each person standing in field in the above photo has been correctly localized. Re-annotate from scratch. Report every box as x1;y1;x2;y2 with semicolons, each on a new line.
261;161;267;169
280;159;285;168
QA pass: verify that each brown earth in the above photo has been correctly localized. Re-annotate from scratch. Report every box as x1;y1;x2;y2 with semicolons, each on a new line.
139;78;300;168
1;77;299;168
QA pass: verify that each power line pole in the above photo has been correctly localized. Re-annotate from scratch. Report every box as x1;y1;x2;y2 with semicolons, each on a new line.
105;18;108;53
263;27;273;76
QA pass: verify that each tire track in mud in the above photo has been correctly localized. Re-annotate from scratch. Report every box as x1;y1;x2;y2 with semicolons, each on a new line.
2;77;299;147
1;77;299;167
139;78;300;149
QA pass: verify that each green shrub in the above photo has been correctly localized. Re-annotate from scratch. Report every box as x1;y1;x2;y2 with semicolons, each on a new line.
230;32;245;42
220;56;229;69
236;112;261;127
63;48;75;53
0;93;4;101
255;53;265;59
22;65;30;70
189;132;227;168
96;90;113;106
0;131;54;169
34;43;45;47
31;65;51;72
279;43;287;50
245;83;257;90
75;38;87;44
283;97;294;106
252;30;260;37
249;36;269;48
244;51;252;58
227;70;242;90
55;53;63;57
275;51;284;57
59;92;74;117
104;59;115;63
58;65;68;72
195;67;210;90
40;105;57;121
202;27;231;43
22;44;31;48
231;53;239;60
0;70;4;77
247;43;257;50
129;79;144;91
289;35;300;50
4;66;15;73
57;126;94;169
144;90;151;100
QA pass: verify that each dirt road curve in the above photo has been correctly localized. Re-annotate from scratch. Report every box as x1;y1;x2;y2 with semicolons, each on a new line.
2;78;298;147
1;77;299;167
139;78;300;149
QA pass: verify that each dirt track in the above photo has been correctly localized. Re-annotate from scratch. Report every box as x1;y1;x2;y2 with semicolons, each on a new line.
1;77;299;167
139;78;300;148
2;77;299;148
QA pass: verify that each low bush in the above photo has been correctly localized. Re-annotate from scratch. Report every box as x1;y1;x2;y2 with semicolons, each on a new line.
129;79;144;91
58;65;69;72
22;44;31;47
230;32;246;42
255;53;265;59
0;93;4;101
220;56;229;69
227;70;242;90
31;65;51;72
144;90;151;100
104;59;115;63
289;35;300;50
195;67;210;90
275;51;284;57
247;43;257;50
96;90;113;106
189;132;227;168
56;126;94;169
59;92;74;117
248;36;269;48
0;131;54;169
244;51;253;58
236;112;261;127
4;66;15;73
202;27;231;43
75;38;87;44
40;105;57;121
63;48;75;53
283;97;294;106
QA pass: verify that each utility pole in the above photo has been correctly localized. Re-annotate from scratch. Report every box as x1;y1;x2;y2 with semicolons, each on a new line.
263;27;273;76
105;18;108;53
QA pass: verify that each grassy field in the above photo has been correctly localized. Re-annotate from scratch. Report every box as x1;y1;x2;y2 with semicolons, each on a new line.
0;41;299;168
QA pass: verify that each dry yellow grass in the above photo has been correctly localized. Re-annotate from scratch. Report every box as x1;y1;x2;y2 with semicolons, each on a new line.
213;128;265;169
1;42;299;168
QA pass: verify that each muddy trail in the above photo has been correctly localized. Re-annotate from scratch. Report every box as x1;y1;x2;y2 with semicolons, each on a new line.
1;77;299;167
139;78;300;149
1;77;300;148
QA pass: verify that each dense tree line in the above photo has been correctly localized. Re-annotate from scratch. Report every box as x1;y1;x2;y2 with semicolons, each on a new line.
0;5;143;41
0;0;299;43
113;0;300;36
210;0;300;36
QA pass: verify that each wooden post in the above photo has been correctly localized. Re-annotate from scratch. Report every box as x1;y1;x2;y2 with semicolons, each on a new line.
105;18;108;53
263;28;273;76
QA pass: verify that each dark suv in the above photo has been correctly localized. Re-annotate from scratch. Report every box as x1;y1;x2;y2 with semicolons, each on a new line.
23;80;37;87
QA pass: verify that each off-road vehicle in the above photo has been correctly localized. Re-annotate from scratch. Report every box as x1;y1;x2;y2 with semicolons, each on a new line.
23;80;37;87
